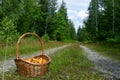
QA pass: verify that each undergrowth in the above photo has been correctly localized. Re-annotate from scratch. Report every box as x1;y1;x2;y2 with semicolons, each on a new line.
84;42;120;61
0;38;67;61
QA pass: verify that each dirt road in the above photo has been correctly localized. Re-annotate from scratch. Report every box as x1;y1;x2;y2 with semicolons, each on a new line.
80;45;120;79
0;45;70;74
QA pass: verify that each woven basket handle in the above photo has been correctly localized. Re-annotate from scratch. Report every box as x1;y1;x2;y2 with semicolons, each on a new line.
16;32;44;59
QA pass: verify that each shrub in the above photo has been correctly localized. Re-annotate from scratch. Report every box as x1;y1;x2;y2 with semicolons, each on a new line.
42;34;49;42
106;35;120;43
0;16;19;42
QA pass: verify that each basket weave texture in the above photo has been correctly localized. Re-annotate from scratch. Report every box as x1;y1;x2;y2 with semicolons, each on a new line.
14;32;51;77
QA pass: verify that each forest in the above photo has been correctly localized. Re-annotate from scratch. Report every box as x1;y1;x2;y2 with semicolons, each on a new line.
0;0;120;43
77;0;120;43
0;0;120;79
0;0;76;42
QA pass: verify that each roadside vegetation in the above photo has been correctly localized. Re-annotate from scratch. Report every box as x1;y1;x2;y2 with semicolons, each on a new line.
84;42;120;61
0;38;67;61
1;44;105;80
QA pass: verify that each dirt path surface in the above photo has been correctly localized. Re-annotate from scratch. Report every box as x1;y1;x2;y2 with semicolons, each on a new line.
80;45;120;79
0;45;70;74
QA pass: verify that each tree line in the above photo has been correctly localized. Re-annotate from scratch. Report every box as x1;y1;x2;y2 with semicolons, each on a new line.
0;0;76;42
77;0;120;43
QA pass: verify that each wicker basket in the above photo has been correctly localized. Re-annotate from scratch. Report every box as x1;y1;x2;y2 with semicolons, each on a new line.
14;32;51;77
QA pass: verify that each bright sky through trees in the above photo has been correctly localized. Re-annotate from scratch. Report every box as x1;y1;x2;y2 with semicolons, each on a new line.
58;0;91;31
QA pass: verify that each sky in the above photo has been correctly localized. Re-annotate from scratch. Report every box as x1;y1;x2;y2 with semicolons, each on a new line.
58;0;91;32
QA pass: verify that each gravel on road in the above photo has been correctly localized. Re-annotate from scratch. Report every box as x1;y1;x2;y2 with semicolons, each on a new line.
80;45;120;79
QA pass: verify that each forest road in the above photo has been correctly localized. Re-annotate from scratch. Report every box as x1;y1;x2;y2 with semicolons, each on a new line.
0;45;70;74
80;45;120;80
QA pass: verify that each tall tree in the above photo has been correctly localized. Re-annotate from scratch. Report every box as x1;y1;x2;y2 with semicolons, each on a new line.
1;0;20;18
84;0;99;41
17;0;39;34
83;0;120;42
36;0;49;36
77;26;82;41
68;19;76;40
54;0;68;41
0;0;76;42
46;0;57;39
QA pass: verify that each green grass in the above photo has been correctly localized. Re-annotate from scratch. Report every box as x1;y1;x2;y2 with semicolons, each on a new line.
84;42;120;61
1;44;104;80
0;38;67;61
